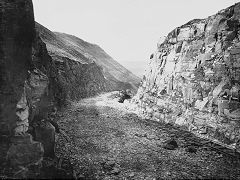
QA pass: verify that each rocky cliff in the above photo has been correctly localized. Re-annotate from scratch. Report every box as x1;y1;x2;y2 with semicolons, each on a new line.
34;23;112;102
0;1;108;177
0;0;45;178
0;0;140;177
132;3;240;151
0;0;34;137
36;23;140;91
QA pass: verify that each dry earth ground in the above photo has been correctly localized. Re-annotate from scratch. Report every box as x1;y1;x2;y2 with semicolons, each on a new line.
56;92;240;179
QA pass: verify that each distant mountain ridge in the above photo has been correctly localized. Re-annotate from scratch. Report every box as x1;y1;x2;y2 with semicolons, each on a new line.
36;22;140;90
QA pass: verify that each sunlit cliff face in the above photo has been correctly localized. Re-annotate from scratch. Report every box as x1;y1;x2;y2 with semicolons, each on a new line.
132;3;240;150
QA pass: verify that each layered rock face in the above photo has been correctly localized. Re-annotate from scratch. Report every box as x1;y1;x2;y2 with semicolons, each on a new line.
36;23;140;92
133;3;240;151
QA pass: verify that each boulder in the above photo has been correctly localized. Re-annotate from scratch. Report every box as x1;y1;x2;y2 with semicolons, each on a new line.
185;146;198;153
175;117;188;126
7;134;44;170
212;80;230;98
195;97;209;111
118;91;131;103
35;120;56;158
230;84;240;101
218;99;230;116
225;109;240;120
162;139;178;150
198;126;208;134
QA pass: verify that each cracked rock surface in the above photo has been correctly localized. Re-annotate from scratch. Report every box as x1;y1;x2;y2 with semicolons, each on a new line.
132;2;240;151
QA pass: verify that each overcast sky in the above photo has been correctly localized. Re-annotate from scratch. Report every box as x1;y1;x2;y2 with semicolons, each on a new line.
32;0;239;77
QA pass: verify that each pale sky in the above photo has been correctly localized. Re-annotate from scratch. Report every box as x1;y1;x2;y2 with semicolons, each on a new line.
32;0;239;77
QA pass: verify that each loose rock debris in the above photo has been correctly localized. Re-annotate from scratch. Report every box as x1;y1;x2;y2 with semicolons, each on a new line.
56;92;240;179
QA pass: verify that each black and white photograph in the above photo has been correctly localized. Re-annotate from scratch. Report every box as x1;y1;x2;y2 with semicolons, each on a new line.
1;0;240;179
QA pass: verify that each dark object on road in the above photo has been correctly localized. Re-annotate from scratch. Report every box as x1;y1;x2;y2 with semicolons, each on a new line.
110;167;121;175
160;87;167;95
101;161;121;175
162;139;178;150
150;53;154;59
118;90;131;103
48;119;60;133
101;161;115;171
185;146;198;153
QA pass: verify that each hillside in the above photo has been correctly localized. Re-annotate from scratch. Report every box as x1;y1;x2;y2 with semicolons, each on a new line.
36;23;140;91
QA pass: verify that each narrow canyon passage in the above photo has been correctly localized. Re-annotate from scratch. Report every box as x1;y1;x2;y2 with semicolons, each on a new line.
56;92;240;179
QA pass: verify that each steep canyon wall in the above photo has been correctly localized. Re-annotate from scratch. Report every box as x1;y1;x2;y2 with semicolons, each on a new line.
133;3;240;151
0;0;114;177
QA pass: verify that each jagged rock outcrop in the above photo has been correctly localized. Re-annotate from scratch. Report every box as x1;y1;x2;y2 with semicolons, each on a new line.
0;0;44;177
133;3;240;151
32;27;109;105
0;9;116;177
0;0;140;177
36;23;140;92
0;0;34;137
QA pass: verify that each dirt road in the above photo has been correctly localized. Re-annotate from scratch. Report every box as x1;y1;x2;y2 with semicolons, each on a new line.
56;92;240;179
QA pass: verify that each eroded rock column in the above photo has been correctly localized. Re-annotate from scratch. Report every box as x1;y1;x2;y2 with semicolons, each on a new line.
0;0;43;177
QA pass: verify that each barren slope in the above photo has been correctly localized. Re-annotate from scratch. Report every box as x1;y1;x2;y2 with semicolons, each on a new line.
36;23;140;91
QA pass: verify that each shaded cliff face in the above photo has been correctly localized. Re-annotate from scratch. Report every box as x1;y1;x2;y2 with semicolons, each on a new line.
32;31;109;103
0;0;114;175
35;23;140;91
0;0;45;177
133;3;240;150
0;0;35;136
